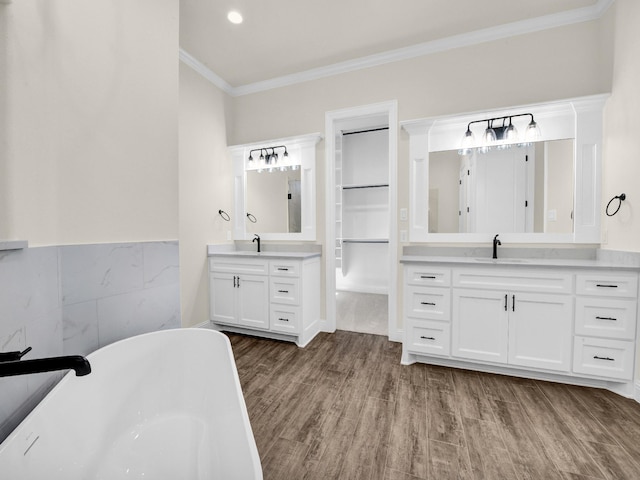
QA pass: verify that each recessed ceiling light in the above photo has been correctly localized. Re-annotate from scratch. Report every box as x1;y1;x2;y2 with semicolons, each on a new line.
227;11;243;24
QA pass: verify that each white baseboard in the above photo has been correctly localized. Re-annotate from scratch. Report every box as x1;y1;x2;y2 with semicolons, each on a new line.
389;329;403;343
635;381;640;404
192;320;214;329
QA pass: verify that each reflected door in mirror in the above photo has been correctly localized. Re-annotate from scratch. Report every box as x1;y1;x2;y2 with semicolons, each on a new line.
246;169;302;234
428;139;574;234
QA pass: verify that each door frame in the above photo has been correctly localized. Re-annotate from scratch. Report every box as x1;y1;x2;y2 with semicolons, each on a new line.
324;101;400;341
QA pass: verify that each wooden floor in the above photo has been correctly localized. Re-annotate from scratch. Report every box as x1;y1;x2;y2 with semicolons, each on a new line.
227;330;640;480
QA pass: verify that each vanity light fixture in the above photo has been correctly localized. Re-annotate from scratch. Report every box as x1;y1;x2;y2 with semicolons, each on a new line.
247;145;289;169
458;113;541;155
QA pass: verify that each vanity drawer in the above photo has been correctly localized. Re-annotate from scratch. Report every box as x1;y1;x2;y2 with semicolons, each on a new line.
573;336;634;381
575;297;637;340
576;273;638;298
270;305;300;334
210;258;269;275
406;320;451;357
270;260;300;277
270;277;300;305
406;286;450;322
453;268;572;294
406;265;451;287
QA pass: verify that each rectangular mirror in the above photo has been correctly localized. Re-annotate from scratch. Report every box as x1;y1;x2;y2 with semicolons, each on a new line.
402;94;608;244
229;133;321;241
429;139;574;234
246;169;302;234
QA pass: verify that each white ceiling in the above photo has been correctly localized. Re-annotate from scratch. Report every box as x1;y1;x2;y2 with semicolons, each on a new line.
179;0;603;92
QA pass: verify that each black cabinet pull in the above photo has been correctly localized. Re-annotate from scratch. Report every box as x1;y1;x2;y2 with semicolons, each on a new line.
237;276;240;287
420;275;436;279
593;355;615;361
504;294;508;311
233;276;237;288
278;318;289;322
420;301;436;306
278;289;289;294
595;316;617;321
277;267;289;271
596;284;618;288
420;336;435;340
512;295;515;312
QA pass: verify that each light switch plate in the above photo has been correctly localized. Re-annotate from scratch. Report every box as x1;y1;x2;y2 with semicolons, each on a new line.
400;208;408;221
400;230;408;243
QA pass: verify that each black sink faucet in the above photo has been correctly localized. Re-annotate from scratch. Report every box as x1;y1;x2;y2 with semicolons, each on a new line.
252;234;261;253
0;347;91;377
492;234;502;259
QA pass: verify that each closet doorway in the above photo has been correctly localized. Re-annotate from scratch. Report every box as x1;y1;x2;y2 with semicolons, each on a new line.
325;101;399;340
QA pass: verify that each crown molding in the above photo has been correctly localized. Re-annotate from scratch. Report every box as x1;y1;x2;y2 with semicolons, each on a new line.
183;0;615;97
179;48;235;96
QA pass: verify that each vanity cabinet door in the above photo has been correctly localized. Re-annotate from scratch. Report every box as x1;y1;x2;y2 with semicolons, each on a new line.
210;272;238;325
508;292;573;372
210;272;269;329
236;274;270;330
452;289;508;364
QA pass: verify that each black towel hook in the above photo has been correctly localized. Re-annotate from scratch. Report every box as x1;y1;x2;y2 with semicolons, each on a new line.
606;193;626;217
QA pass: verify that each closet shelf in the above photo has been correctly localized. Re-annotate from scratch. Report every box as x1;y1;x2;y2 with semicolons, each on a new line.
341;183;389;190
342;238;389;244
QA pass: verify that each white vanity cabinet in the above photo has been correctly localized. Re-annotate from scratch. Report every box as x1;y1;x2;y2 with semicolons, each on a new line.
209;253;321;347
209;258;270;329
402;258;640;396
452;269;573;372
404;265;452;357
573;272;638;381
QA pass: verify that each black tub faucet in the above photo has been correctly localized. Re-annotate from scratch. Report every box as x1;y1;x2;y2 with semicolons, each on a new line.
0;347;91;377
492;234;502;259
252;234;261;253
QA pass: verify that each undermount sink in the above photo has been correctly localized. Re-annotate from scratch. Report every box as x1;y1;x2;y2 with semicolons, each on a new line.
473;258;529;263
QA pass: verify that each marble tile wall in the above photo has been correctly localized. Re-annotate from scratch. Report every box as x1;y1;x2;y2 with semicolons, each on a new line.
0;241;180;443
61;241;181;355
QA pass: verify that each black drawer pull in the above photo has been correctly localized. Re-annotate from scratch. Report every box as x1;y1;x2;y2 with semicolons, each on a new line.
278;318;289;322
595;316;617;321
420;275;436;279
420;336;435;340
593;355;615;361
420;301;436;306
277;267;289;271
278;290;289;294
596;284;618;288
504;294;508;311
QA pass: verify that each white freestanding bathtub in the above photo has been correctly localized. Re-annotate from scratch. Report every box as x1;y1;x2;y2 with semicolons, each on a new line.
0;328;262;479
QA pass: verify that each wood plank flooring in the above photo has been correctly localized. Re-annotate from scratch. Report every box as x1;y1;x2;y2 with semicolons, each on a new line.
227;330;640;480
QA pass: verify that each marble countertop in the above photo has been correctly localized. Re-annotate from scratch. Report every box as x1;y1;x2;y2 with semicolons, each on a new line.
207;245;321;260
400;255;640;270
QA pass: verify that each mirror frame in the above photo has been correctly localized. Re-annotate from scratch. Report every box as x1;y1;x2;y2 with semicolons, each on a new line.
400;94;608;244
229;133;322;241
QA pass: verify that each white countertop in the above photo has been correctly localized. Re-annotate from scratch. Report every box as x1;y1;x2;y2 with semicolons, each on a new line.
207;245;321;260
400;255;640;270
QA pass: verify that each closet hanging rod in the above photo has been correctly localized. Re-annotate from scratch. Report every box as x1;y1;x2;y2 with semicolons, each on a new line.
342;126;389;136
342;239;389;244
342;183;389;190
